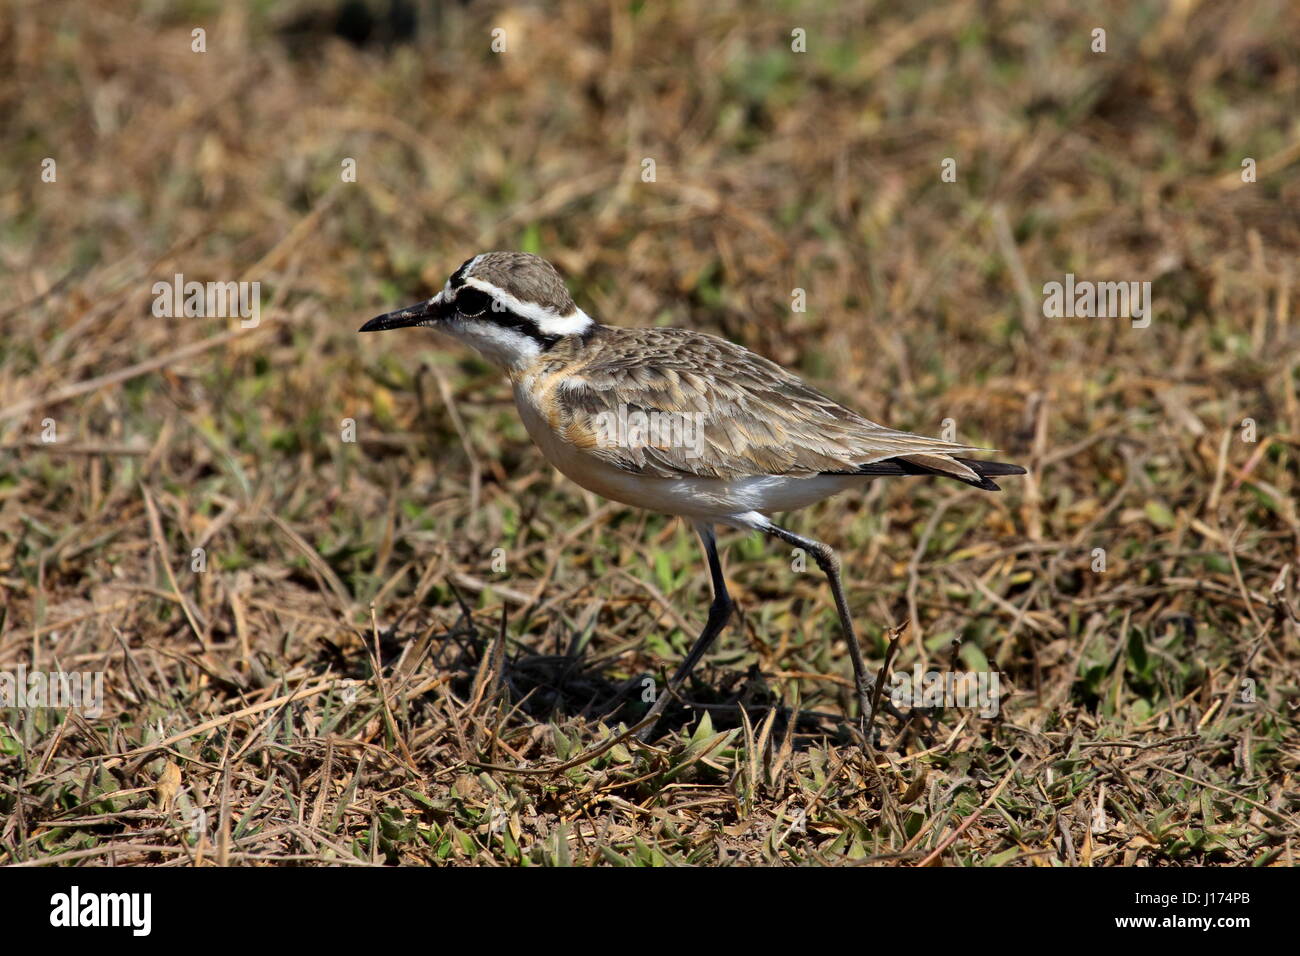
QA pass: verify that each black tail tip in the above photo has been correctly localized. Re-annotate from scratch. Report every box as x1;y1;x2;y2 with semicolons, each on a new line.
957;459;1026;475
955;458;1028;491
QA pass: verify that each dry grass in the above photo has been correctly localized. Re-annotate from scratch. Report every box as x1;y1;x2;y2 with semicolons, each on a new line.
1;0;1298;866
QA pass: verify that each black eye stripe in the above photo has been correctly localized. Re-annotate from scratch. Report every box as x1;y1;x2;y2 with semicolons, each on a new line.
454;288;491;316
448;286;562;350
478;305;559;349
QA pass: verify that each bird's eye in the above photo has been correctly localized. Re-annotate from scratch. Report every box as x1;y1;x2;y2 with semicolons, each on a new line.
455;288;491;316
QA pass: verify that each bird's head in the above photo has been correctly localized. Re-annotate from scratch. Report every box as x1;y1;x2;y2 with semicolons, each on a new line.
360;252;595;370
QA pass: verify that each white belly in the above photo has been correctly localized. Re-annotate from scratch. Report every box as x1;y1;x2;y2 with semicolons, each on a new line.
513;385;860;528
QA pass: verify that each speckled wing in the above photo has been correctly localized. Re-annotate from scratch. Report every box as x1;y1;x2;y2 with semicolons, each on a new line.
553;328;985;480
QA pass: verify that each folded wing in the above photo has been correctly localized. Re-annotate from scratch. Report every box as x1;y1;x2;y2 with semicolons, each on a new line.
552;328;998;483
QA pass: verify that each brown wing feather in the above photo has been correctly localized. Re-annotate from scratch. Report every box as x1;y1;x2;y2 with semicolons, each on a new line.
541;327;984;480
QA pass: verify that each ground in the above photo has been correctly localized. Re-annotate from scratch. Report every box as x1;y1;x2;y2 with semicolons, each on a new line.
1;0;1297;866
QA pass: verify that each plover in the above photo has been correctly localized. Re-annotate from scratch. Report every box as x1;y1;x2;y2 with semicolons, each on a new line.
361;252;1025;736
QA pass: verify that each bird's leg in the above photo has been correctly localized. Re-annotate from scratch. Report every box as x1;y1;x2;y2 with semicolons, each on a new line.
762;522;885;735
637;522;733;740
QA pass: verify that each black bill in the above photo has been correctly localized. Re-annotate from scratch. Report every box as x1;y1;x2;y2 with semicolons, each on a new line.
358;296;442;333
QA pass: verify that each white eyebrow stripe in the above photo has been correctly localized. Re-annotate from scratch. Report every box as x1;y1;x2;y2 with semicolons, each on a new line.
535;308;595;336
460;276;594;336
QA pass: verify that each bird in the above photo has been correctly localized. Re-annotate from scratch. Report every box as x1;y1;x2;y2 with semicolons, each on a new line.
360;252;1026;738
